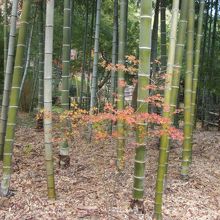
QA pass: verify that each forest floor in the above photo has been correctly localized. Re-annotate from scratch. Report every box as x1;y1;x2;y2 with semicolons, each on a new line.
0;112;220;220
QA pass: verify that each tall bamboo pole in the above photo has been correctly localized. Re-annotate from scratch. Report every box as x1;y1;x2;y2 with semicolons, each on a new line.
59;0;72;168
154;0;180;218
0;0;19;160
170;0;189;121
44;0;56;199
132;0;152;208
90;0;102;111
80;0;89;106
181;0;195;180
20;7;36;98
3;0;8;76
110;0;119;106
191;0;205;127
0;0;32;196
160;0;167;72
116;0;128;171
151;0;159;76
86;0;96;110
38;1;44;110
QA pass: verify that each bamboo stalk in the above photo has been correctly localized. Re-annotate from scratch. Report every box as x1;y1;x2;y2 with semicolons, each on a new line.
132;0;152;208
116;0;128;171
0;0;32;196
38;1;44;110
0;0;19;160
154;0;180;218
181;0;195;180
59;0;72;168
44;0;56;199
191;0;205;127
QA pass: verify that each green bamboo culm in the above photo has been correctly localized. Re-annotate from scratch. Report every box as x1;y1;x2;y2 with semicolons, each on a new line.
170;0;189;122
0;0;32;196
44;0;56;199
116;0;128;171
0;0;19;160
59;0;72;168
3;0;8;76
132;0;152;206
80;0;89;107
160;0;167;73
191;0;205;127
181;0;195;180
38;1;44;110
86;0;96;110
20;5;36;98
88;0;102;142
154;0;180;219
110;0;119;106
151;0;159;75
90;0;102;111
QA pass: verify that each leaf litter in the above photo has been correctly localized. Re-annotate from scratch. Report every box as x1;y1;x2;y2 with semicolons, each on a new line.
0;113;219;219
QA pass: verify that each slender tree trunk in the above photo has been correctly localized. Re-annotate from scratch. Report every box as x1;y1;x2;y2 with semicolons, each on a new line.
90;0;102;111
44;0;56;199
29;57;39;113
191;0;205;127
38;1;44;110
160;0;167;73
0;0;19;160
170;0;189;122
210;0;218;78
181;0;195;180
154;1;180;219
131;0;152;211
200;0;210;127
0;0;32;196
86;0;96;110
3;0;8;76
116;0;128;171
59;0;72;168
88;0;102;142
203;0;213;129
110;0;119;106
151;0;159;76
80;0;89;107
20;7;36;98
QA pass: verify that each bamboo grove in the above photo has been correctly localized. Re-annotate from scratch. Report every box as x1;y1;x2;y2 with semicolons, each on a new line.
0;0;219;219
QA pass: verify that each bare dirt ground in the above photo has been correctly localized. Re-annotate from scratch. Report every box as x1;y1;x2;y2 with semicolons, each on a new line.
0;112;220;220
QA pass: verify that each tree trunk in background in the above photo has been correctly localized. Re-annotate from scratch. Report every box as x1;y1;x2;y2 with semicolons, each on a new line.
191;0;205;127
59;0;72;168
20;6;36;98
210;0;218;78
44;0;56;199
38;1;44;110
80;0;89;107
86;0;96;110
160;0;167;73
0;0;32;196
200;0;210;127
116;0;128;171
110;0;119;106
90;0;102;111
3;0;8;76
151;0;159;76
203;0;213;129
181;0;195;180
154;0;180;219
170;0;189;122
131;0;152;211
